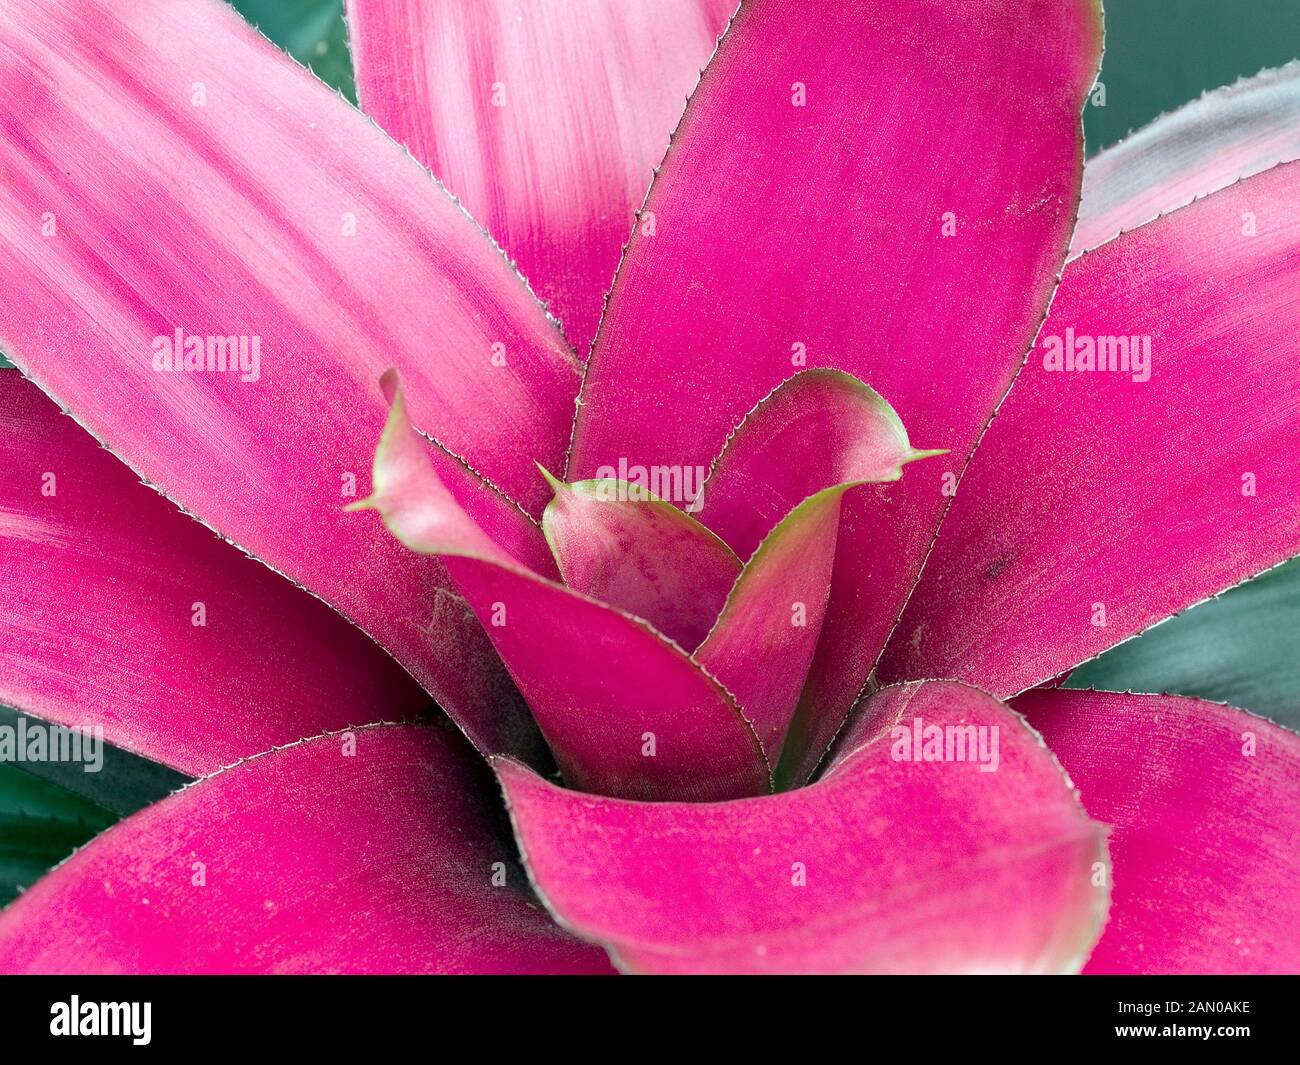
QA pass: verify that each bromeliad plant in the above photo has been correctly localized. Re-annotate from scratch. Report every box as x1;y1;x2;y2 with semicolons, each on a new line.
0;0;1298;974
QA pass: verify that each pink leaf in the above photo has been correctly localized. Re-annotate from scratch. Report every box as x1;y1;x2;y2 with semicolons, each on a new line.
498;680;1107;974
355;376;770;801
0;0;578;758
348;0;736;355
1018;688;1300;974
1074;62;1300;256
0;723;614;974
0;373;429;773
694;486;846;762
694;369;943;778
881;163;1300;695
568;0;1101;744
541;473;740;651
699;369;943;560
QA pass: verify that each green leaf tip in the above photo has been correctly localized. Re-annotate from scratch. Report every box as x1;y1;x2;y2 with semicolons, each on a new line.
535;462;566;496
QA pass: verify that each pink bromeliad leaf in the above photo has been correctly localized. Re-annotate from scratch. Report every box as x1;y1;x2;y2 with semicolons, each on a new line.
1073;62;1300;256
880;163;1300;696
542;368;940;764
691;487;845;760
540;472;740;651
0;723;614;974
568;0;1101;782
498;680;1107;974
694;369;944;777
347;0;736;355
353;375;770;802
1017;688;1300;975
0;0;581;761
0;373;428;774
698;369;944;560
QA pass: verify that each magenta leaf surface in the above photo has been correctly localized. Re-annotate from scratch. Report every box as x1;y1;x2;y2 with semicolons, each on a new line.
1018;688;1300;974
541;474;740;651
696;368;944;781
699;369;943;560
348;0;735;355
499;680;1107;974
693;486;847;762
0;373;428;774
7;0;1296;981
355;377;770;802
569;0;1101;781
0;724;615;974
0;0;579;761
881;163;1300;696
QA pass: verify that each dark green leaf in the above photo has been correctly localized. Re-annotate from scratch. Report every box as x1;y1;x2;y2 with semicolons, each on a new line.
228;0;355;101
0;763;115;906
1084;0;1300;155
1067;557;1300;731
0;706;192;905
0;706;190;816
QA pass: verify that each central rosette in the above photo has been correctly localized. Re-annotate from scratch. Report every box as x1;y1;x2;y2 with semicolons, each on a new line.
357;367;943;802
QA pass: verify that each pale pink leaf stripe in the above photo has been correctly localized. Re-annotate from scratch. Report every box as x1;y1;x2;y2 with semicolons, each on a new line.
0;0;583;760
347;0;737;355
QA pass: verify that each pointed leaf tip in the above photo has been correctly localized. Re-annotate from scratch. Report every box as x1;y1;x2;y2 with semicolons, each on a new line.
685;368;947;784
360;372;769;801
0;375;429;776
536;463;566;496
567;0;1100;780
697;369;946;560
541;476;741;651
